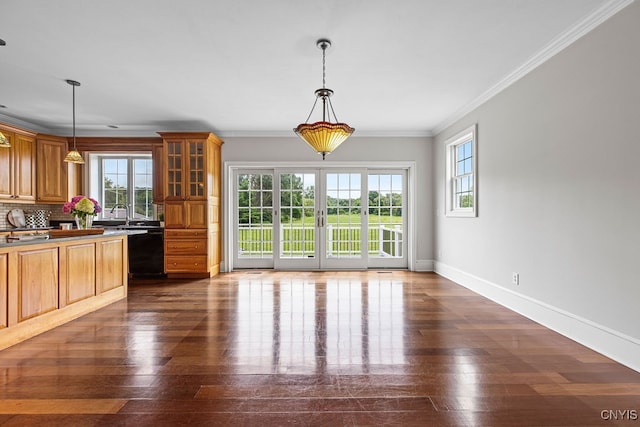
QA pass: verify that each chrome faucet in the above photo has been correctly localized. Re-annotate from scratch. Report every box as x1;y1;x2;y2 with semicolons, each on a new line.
110;203;129;226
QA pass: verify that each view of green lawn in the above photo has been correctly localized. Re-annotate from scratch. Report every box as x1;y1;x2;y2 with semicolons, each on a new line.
238;214;403;257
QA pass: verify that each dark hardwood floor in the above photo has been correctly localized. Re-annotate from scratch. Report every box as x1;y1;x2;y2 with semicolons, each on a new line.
0;271;638;426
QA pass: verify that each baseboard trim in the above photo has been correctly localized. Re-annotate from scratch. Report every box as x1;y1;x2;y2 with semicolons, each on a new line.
414;259;434;272
434;261;640;373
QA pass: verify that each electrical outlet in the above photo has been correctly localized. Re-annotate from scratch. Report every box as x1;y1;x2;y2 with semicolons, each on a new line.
512;272;520;285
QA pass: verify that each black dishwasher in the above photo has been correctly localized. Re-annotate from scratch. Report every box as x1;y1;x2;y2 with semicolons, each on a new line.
128;229;165;277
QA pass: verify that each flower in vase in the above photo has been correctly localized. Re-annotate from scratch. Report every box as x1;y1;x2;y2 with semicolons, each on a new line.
62;195;102;218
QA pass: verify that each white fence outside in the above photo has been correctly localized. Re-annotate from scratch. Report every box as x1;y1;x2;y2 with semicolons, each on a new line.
238;224;403;258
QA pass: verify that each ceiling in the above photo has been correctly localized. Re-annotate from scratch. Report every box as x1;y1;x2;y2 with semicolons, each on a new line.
0;0;628;138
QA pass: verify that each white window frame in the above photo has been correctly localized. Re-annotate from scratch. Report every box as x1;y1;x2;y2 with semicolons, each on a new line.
86;152;153;220
445;124;477;218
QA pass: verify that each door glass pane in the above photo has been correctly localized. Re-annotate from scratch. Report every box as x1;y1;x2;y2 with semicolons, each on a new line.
368;173;403;258
237;173;274;259
280;173;315;258
326;173;362;258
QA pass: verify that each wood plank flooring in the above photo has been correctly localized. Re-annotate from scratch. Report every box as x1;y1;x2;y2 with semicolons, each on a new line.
0;271;638;426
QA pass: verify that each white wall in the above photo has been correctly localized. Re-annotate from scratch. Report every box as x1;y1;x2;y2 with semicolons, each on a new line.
222;135;434;267
434;2;640;371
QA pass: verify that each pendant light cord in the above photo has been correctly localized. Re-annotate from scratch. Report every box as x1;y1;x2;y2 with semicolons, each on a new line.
322;43;326;89
66;79;81;151
300;39;343;124
72;84;76;148
321;42;328;121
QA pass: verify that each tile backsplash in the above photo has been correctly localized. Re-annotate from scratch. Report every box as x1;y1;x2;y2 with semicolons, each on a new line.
0;202;75;229
0;202;164;229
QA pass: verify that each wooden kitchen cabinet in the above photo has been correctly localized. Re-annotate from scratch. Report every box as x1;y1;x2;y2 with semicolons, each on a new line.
159;132;223;278
1;233;128;350
15;247;59;322
60;241;96;306
0;125;36;203
36;134;80;203
164;229;208;273
152;142;164;203
163;200;208;229
96;237;126;294
0;253;7;329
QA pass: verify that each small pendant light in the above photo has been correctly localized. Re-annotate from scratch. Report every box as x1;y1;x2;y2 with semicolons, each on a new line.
0;131;10;148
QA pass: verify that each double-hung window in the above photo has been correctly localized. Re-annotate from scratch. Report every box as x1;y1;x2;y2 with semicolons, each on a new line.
445;124;477;217
88;153;153;220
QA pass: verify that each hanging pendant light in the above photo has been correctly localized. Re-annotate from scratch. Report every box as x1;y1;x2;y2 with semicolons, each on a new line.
64;79;85;164
0;40;12;148
294;39;354;160
0;131;10;148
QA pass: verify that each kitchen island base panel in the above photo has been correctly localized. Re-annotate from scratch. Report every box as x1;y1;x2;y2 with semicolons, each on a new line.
0;286;125;351
0;233;128;351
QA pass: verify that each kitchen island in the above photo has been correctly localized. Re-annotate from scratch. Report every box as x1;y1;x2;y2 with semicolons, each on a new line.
0;230;138;350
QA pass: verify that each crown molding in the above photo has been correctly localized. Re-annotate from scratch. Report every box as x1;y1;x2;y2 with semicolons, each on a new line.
217;129;434;138
431;0;635;136
0;113;51;134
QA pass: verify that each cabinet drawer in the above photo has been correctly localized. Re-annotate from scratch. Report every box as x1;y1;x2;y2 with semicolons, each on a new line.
165;255;208;272
164;229;208;239
165;239;207;255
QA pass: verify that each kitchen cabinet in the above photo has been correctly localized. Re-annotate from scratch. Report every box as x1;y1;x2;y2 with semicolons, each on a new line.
60;241;96;306
164;229;208;272
0;233;128;350
152;142;164;203
96;238;126;293
159;132;223;278
163;135;208;203
15;246;59;322
163;200;207;229
0;125;36;203
36;134;80;203
0;253;7;329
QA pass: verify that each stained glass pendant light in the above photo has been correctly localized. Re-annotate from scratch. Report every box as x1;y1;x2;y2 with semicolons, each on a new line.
63;79;85;164
294;39;354;160
0;131;10;148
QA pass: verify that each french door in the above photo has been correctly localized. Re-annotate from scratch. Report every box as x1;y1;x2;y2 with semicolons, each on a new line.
233;167;407;270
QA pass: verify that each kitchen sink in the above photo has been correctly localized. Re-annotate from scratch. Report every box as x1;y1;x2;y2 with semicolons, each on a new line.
92;220;162;230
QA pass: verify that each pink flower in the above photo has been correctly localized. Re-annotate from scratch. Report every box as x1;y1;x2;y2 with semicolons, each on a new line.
62;202;74;214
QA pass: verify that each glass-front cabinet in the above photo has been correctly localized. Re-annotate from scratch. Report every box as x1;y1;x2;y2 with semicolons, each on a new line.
188;140;205;199
159;132;223;278
165;140;183;200
164;138;206;202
